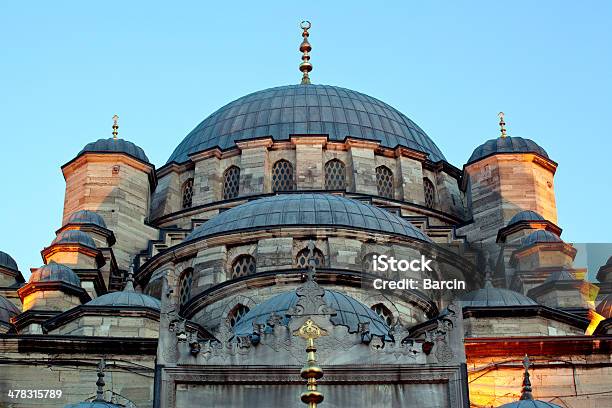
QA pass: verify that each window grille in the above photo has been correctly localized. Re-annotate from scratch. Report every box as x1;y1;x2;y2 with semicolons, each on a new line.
223;166;240;200
324;159;346;190
272;160;295;192
376;166;394;198
182;179;194;209
232;255;257;278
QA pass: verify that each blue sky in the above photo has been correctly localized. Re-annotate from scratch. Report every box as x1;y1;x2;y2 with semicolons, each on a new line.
0;1;610;277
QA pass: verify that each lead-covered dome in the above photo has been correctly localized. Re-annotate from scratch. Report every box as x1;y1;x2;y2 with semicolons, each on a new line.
460;282;537;307
86;289;161;310
233;289;390;340
508;210;545;226
52;230;97;249
65;210;107;229
79;138;149;163
168;84;445;164
468;136;549;165
0;250;18;271
0;295;19;324
519;230;562;249
184;194;432;242
30;262;80;286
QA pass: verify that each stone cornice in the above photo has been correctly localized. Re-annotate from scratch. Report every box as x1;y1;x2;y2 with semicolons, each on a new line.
42;304;160;333
463;152;558;174
511;241;577;262
55;224;116;246
235;137;274;150
0;266;25;283
496;220;562;243
290;135;328;145
62;153;157;189
17;281;91;304
462;305;590;329
465;335;612;358
0;333;158;354
40;243;106;267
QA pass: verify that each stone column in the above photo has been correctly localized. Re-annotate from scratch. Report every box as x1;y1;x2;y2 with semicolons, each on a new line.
347;139;379;195
292;136;325;189
396;151;426;203
237;139;272;195
192;246;227;296
191;150;222;205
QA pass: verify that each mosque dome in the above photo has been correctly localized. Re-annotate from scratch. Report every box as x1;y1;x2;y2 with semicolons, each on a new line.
64;210;107;229
596;294;612;318
167;84;446;164
52;230;97;249
233;289;390;339
64;402;123;408
79;138;149;164
468;136;549;165
184;193;432;243
460;283;537;307
519;230;562;250
30;262;81;286
0;250;18;271
508;210;545;226
0;295;19;324
86;291;161;310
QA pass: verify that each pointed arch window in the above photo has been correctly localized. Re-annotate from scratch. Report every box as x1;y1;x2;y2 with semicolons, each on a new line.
231;255;257;278
272;159;295;192
228;304;250;328
223;166;240;200
371;303;394;326
376;166;394;199
182;178;194;209
296;246;325;268
324;159;346;190
423;177;436;208
179;268;193;308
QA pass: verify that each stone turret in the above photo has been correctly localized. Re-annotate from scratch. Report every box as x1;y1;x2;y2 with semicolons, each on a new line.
61;122;158;271
460;115;557;243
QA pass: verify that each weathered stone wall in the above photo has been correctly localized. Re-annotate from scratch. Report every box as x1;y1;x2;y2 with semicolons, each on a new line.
464;316;584;337
22;290;81;312
51;315;159;337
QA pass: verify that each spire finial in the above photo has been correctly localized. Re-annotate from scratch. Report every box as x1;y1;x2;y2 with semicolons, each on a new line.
95;358;106;401
498;112;507;138
294;318;326;407
112;115;119;140
299;21;313;85
124;263;135;292
520;355;534;400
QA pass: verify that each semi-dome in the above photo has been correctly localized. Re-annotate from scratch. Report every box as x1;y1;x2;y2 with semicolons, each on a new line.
233;289;390;339
167;84;446;164
30;262;80;286
52;230;97;249
468;136;549;165
0;250;18;271
79;138;149;163
65;210;107;229
0;295;20;323
508;210;545;226
596;294;612;318
460;282;537;307
86;289;161;310
520;230;562;249
184;193;432;242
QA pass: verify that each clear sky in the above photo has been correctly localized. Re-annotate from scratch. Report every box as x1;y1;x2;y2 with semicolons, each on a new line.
0;1;610;278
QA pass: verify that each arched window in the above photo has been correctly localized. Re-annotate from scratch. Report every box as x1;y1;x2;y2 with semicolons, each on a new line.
272;159;295;192
182;178;194;209
371;303;394;326
296;246;325;268
324;159;346;190
231;255;256;278
223;166;240;200
228;304;250;328
376;166;394;199
423;177;435;208
179;268;193;307
362;253;380;273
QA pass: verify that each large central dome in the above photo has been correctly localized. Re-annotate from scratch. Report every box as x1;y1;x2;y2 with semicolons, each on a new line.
167;84;445;164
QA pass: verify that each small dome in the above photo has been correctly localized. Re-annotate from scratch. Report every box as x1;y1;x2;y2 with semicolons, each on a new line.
233;289;390;339
498;401;561;408
168;84;446;164
468;136;549;165
520;230;562;249
52;230;97;249
0;250;18;271
30;262;80;286
65;210;107;229
508;210;545;226
0;295;20;323
461;285;537;307
86;290;161;310
185;194;431;242
79;138;149;163
596;294;612;318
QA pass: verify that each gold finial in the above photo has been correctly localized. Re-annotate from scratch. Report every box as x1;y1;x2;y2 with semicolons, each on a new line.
299;21;313;85
498;112;507;138
520;355;534;400
112;115;119;140
95;358;106;402
294;318;326;407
